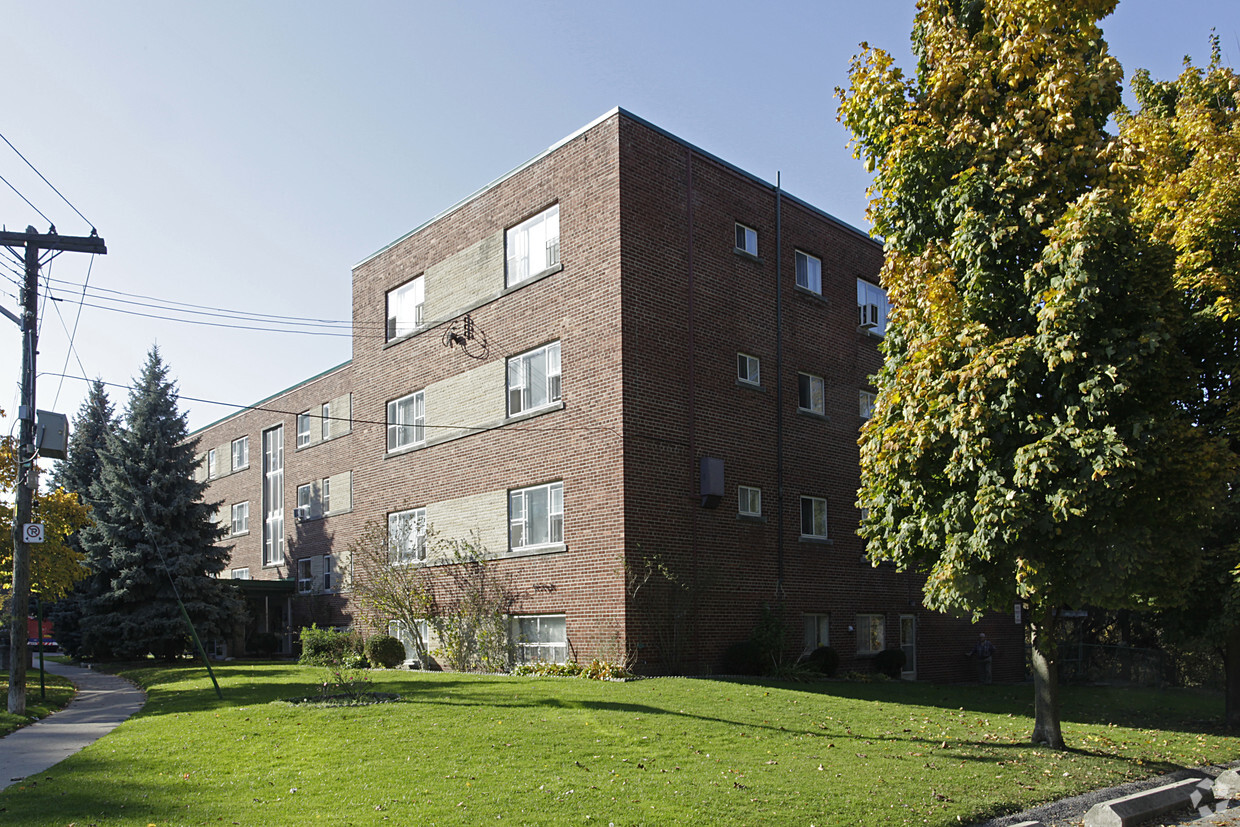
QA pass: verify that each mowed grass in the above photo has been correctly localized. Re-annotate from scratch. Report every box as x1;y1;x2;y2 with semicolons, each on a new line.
1;664;1237;826
0;670;76;737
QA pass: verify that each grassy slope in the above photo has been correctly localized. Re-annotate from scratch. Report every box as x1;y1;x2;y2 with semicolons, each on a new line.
0;671;76;737
0;664;1235;826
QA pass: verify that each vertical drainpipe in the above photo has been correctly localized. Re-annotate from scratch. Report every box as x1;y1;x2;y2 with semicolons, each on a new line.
686;148;698;665
775;173;785;599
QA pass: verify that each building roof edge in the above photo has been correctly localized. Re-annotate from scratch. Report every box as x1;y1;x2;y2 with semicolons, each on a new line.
188;359;353;437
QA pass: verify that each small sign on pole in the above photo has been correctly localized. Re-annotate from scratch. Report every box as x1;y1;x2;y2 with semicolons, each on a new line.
22;523;44;544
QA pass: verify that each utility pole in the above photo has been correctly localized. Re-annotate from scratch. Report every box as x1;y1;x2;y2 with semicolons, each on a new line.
2;226;105;715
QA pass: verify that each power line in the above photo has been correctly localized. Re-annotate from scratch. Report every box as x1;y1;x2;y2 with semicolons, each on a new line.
0;129;94;230
0;171;53;227
52;252;95;408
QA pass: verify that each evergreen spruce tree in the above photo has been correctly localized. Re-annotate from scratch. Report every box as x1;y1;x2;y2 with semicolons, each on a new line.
79;348;240;660
48;379;117;658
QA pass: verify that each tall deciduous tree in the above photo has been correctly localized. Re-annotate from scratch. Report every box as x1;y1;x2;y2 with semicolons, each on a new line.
78;348;240;660
839;0;1229;748
1119;38;1240;726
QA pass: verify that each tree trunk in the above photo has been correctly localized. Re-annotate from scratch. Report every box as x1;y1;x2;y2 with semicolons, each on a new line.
1029;603;1065;749
1226;625;1240;732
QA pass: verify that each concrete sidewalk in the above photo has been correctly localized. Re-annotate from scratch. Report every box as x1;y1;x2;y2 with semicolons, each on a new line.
0;660;145;791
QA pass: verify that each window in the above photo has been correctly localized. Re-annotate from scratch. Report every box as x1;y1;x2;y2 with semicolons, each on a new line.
389;619;428;662
231;567;250;580
296;484;311;519
386;275;425;341
735;222;758;256
803;614;830;652
262;425;284;566
231;436;249;471
388;507;427;564
321;402;331;441
738;485;762;517
857;279;890;335
798;373;825;415
507;341;562;416
795;250;822;294
506;204;560;286
509;482;564;551
231;502;249;535
737;353;760;386
322;477;331;514
297;558;313;594
859;390;876;420
387;391;425;451
900;615;917;676
296;412;311;448
800;496;828;539
206;449;218;478
857;614;885;654
512;615;568;664
323;555;336;592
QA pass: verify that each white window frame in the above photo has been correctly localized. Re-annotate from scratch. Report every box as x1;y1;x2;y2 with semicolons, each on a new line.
297;558;313;594
735;222;758;256
509;481;564;551
261;425;284;566
386;275;425;341
857;614;885;654
795;250;822;294
798;372;825;415
323;554;336;592
206;448;218;478
389;619;429;662
737;353;760;386
296;483;311;519
800;495;828;539
803;613;830;653
231;436;249;471
738;485;762;517
321;402;331;441
321;477;331;515
507;341;562;416
857;279;889;336
296;412;311;448
506;204;560;287
231;567;250;580
231;502;249;536
512;614;568;664
386;391;425;452
388;507;427;565
859;390;876;420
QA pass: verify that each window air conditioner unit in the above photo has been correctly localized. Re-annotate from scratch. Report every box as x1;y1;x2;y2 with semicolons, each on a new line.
858;303;879;330
293;506;310;521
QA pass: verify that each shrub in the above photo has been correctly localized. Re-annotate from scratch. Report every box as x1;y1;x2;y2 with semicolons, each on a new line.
873;647;906;679
803;646;839;677
719;639;764;675
249;631;280;657
299;624;362;667
578;659;631;680
365;635;408;668
512;661;582;677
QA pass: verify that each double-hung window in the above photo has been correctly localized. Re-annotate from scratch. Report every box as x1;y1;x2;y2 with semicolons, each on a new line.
798;373;825;415
387;391;425;451
296;412;311;448
512;615;568;664
800;496;828;539
322;555;336;592
803;614;830;652
321;477;331;514
297;558;313;594
507;341;562;416
386;275;425;341
737;353;760;386
735;222;758;256
795;250;822;294
738;485;762;517
506;204;560;287
296;484;312;519
231;502;249;535
231;567;250;580
321;402;331;440
388;508;427;564
509;482;563;551
857;614;885;654
206;449;218;478
231;436;249;471
859;390;876;420
857;279;889;335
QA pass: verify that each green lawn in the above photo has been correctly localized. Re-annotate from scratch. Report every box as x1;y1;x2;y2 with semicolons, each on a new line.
1;663;1237;826
0;669;76;737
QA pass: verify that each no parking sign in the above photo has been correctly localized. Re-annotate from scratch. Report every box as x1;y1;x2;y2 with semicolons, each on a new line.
22;523;44;544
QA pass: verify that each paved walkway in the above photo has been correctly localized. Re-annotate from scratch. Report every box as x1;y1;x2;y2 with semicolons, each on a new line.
0;660;145;791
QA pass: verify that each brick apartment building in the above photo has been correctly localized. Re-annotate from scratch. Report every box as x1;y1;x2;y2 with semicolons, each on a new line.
189;108;1023;681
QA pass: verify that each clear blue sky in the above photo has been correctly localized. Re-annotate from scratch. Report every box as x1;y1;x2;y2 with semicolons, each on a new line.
1;1;1236;435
